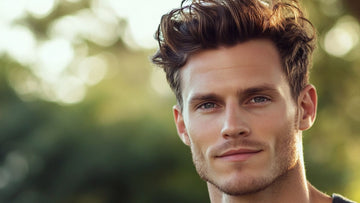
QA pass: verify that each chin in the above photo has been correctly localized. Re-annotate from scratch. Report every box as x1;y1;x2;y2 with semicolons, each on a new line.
205;162;297;196
208;174;274;196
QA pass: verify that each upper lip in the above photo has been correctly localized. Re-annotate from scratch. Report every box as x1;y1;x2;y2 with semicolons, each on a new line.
217;148;262;158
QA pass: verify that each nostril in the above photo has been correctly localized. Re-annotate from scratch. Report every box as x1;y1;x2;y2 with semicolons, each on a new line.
222;127;250;138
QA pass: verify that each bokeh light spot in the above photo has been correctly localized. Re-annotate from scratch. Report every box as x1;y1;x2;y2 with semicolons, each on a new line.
55;76;86;105
0;25;36;65
0;0;26;22
150;68;172;96
25;0;57;18
77;55;108;86
323;16;360;57
36;38;74;81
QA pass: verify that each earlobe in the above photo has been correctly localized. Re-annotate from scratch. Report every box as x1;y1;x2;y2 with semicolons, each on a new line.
298;85;318;131
173;105;191;146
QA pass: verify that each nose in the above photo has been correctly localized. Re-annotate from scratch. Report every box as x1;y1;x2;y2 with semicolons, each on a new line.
220;104;250;139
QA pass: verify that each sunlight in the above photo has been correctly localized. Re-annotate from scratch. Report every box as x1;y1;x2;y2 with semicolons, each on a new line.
0;25;36;65
55;76;86;104
323;16;360;57
8;68;40;101
36;38;74;81
25;0;57;18
50;9;120;47
38;75;87;105
105;0;181;49
150;68;172;97
76;55;108;86
1;0;183;105
0;0;26;22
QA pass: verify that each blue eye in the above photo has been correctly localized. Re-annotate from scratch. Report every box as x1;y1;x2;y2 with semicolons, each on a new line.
249;96;271;104
199;102;217;109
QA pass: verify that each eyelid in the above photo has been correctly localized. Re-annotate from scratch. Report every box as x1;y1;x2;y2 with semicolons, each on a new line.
195;101;220;111
246;95;272;104
197;101;216;108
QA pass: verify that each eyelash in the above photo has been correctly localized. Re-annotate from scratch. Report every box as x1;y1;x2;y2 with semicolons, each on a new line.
248;96;271;104
197;102;218;110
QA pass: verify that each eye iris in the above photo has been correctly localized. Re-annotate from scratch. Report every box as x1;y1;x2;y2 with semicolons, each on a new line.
253;97;268;103
203;103;215;109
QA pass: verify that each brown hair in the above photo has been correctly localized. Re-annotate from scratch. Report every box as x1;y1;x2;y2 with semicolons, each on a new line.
152;0;316;108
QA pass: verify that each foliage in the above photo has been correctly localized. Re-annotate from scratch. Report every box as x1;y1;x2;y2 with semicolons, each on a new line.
0;0;359;202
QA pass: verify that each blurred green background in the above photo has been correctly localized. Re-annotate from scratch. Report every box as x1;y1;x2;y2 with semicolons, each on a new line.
0;0;359;202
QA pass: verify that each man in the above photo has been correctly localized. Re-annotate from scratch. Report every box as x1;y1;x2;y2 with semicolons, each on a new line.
152;0;355;202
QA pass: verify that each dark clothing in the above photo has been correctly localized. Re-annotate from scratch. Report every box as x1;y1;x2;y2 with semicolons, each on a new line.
332;194;357;203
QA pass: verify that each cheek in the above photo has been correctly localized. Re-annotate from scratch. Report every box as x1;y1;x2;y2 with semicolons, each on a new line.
253;106;296;143
259;107;299;159
186;115;221;153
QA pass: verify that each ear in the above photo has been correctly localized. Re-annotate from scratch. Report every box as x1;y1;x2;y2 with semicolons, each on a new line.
298;84;317;131
173;105;191;146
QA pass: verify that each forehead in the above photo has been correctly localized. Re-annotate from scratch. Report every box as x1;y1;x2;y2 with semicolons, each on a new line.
180;39;286;101
182;39;282;77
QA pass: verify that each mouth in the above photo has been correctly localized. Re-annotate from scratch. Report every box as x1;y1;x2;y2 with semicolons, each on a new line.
216;148;263;162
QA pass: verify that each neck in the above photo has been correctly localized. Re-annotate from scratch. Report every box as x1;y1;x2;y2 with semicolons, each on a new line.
207;156;330;203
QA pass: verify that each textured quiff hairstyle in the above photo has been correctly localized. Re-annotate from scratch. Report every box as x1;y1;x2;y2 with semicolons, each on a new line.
152;0;316;108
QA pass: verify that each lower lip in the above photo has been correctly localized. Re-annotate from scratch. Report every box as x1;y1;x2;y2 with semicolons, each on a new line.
217;151;261;162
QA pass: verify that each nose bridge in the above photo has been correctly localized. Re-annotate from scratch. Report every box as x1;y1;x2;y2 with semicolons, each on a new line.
221;101;250;138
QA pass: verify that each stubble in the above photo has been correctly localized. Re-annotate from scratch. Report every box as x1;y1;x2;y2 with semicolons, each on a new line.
189;114;301;196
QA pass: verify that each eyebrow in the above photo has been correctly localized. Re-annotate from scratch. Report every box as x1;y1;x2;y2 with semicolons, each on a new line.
240;84;279;98
188;93;221;106
188;84;279;106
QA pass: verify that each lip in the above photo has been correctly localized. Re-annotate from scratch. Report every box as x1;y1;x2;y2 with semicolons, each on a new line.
216;148;262;162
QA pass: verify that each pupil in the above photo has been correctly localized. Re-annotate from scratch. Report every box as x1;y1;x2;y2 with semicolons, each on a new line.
205;103;214;108
254;97;266;102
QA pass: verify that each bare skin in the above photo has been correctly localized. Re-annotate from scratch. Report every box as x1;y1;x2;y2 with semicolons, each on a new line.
207;164;331;203
173;39;333;203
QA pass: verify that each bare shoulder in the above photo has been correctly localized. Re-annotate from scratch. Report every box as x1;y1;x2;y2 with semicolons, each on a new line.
308;183;356;203
308;183;332;203
318;192;332;203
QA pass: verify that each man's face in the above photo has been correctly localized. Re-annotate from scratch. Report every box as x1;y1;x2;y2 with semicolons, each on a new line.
173;39;311;195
